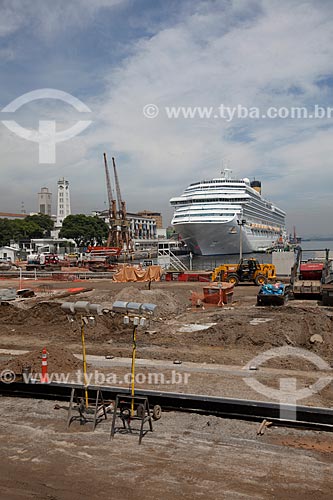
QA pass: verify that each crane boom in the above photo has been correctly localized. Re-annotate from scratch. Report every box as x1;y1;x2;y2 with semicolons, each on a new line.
102;153;132;251
103;153;116;219
112;157;123;216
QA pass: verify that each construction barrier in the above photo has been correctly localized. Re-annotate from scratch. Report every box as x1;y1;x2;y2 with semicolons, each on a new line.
41;347;49;383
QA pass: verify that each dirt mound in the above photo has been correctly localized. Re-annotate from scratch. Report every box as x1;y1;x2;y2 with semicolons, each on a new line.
114;287;180;317
0;302;69;326
1;345;82;374
0;301;134;344
69;289;114;307
192;306;333;364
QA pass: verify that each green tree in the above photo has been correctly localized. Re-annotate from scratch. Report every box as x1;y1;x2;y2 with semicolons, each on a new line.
25;214;54;236
0;214;54;246
0;218;13;246
59;214;109;247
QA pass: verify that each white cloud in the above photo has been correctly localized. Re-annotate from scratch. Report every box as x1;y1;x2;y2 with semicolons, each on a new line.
1;0;333;236
89;0;333;234
0;3;25;37
0;0;125;40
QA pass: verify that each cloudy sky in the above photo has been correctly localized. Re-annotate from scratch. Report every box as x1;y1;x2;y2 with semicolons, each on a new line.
0;0;333;236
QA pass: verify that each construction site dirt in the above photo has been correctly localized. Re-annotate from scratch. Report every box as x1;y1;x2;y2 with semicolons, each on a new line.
0;279;333;498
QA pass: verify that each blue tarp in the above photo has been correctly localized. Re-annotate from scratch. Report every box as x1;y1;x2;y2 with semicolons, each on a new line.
259;283;285;296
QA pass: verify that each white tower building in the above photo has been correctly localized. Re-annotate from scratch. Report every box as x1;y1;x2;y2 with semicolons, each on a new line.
38;187;52;216
56;177;71;227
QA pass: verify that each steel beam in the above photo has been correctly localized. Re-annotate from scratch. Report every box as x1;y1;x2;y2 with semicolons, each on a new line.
1;381;333;431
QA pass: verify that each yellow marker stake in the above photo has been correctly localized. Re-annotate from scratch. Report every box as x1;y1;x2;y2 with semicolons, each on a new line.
131;325;137;416
81;317;89;408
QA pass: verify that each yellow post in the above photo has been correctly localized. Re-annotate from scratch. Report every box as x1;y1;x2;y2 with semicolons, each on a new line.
81;317;89;408
131;324;137;416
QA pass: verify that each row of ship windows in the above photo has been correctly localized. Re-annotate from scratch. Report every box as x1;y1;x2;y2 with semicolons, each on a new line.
176;196;284;216
251;230;281;235
174;199;282;215
174;213;283;227
247;200;284;216
174;205;283;218
174;213;233;218
245;211;284;222
188;181;244;188
174;209;283;221
247;196;284;211
173;202;284;221
174;210;284;224
174;218;282;233
244;208;285;223
245;201;285;217
174;198;248;204
185;189;245;195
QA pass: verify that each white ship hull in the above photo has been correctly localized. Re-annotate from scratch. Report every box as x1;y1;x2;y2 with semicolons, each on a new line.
175;217;279;256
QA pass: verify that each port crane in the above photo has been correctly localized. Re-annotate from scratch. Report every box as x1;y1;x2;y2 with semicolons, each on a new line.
112;156;133;251
103;153;133;251
103;152;119;247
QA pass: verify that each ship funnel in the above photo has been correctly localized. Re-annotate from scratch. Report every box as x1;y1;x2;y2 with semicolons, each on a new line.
250;180;261;194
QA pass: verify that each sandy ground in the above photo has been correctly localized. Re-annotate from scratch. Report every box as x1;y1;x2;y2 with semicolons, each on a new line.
0;278;333;498
0;397;333;500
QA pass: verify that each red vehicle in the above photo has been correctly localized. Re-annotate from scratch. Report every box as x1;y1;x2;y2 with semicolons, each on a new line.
86;246;122;257
299;262;324;280
79;246;121;272
26;253;61;271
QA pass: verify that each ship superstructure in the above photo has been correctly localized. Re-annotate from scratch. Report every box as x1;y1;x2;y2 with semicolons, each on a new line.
170;169;286;255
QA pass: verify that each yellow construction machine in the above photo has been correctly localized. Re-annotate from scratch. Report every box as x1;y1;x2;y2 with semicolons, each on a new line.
211;258;276;286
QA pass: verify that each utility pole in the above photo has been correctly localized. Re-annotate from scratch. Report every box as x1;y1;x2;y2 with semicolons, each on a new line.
237;216;246;260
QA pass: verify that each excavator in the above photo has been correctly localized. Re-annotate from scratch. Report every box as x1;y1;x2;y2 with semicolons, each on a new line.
211;258;276;286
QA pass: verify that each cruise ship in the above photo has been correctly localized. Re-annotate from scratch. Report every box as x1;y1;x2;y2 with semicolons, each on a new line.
170;169;286;255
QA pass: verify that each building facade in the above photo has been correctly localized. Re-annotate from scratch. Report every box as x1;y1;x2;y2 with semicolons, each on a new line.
56;178;71;227
0;212;27;220
127;212;157;239
137;210;163;229
0;246;20;261
93;210;157;240
38;187;52;216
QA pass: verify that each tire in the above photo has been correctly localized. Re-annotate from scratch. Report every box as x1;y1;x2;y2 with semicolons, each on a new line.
226;274;239;285
152;405;162;421
120;407;130;420
136;404;145;418
255;274;267;286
